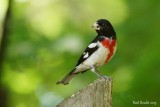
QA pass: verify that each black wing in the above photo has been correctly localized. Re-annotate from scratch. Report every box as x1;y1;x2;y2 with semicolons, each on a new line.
75;36;105;66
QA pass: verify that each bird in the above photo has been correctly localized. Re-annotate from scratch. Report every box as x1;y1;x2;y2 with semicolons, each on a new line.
56;19;117;85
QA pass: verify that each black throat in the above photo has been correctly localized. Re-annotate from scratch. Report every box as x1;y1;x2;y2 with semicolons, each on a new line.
96;28;116;39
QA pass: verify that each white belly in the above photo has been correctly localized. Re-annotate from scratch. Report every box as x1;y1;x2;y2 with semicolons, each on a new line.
75;42;109;72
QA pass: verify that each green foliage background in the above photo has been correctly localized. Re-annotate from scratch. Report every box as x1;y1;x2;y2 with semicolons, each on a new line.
0;0;160;107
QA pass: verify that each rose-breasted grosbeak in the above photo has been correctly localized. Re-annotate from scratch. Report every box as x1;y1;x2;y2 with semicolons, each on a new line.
57;19;117;85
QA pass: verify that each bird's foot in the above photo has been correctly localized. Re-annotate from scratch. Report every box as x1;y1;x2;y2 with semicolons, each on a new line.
100;76;112;81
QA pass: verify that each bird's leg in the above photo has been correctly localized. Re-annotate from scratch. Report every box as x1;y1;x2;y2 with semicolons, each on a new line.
90;65;102;77
90;65;110;80
95;69;110;80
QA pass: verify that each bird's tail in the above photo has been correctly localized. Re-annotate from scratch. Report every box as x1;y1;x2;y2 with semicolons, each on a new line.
56;68;78;85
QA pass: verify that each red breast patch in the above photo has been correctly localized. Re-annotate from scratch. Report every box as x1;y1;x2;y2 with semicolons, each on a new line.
101;38;117;63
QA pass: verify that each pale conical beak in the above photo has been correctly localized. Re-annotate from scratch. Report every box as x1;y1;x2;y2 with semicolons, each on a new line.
92;22;100;30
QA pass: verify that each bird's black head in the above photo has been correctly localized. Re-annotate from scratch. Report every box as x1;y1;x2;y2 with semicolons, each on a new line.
92;19;116;39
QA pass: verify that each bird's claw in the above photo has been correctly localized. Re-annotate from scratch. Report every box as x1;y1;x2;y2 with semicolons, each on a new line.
100;76;112;81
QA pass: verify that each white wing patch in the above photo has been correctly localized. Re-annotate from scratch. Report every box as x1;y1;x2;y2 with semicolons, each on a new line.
88;43;97;48
83;52;89;58
74;41;110;73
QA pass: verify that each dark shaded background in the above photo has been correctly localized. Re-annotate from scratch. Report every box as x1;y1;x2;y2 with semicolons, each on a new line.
0;0;160;107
